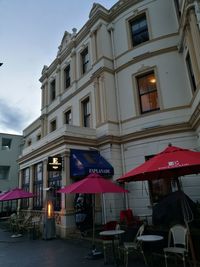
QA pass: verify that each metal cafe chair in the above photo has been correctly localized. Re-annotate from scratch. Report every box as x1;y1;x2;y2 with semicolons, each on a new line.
101;220;120;264
163;224;189;267
120;223;147;267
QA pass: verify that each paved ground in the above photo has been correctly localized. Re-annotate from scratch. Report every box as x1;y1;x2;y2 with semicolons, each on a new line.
0;221;147;267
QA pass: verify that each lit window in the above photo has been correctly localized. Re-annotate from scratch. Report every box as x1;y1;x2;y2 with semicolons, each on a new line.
50;79;56;101
81;48;89;74
130;14;149;46
64;110;72;125
64;65;71;89
50;120;57;132
137;71;159;114
82;97;90;127
2;138;12;150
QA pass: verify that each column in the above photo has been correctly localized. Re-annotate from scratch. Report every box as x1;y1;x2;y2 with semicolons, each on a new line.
70;48;77;85
60;151;71;213
56;64;61;97
29;165;34;210
42;159;48;208
94;77;101;125
99;75;107;122
189;9;200;73
90;30;97;65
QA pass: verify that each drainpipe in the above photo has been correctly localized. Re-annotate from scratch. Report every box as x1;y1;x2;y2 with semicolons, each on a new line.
107;23;128;208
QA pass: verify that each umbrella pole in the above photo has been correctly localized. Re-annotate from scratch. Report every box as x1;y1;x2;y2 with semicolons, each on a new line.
92;194;95;250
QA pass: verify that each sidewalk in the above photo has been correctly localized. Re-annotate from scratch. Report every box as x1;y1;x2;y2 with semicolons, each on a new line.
0;221;146;267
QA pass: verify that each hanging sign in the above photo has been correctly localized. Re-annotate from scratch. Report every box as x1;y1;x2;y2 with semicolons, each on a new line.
47;157;62;171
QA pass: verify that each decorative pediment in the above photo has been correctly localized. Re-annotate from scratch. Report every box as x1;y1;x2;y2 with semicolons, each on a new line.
57;31;72;55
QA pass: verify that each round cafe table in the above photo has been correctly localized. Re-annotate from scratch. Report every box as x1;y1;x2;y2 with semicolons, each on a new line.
99;229;125;266
137;235;164;266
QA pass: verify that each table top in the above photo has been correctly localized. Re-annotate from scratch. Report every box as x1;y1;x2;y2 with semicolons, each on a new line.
99;229;125;236
137;235;163;242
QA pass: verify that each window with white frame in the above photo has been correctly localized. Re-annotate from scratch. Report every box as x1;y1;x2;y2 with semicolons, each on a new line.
82;97;91;127
81;47;89;74
129;13;149;47
136;71;160;114
64;109;72;125
64;65;70;89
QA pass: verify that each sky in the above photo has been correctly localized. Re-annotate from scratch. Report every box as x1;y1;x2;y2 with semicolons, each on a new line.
0;0;117;135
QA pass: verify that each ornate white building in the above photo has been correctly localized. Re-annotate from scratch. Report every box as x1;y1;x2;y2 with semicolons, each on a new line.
18;0;200;237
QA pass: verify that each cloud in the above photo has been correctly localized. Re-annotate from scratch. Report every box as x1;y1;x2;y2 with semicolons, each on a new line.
0;99;28;134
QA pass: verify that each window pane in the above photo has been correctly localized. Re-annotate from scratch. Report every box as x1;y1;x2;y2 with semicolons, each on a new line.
140;91;159;113
130;14;149;46
81;48;89;74
137;72;159;113
65;110;72;124
50;79;56;101
82;98;90;127
64;65;70;89
2;138;12;150
0;166;10;179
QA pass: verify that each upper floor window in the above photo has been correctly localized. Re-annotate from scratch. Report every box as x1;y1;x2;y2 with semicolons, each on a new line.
82;97;91;127
27;139;32;146
0;166;10;179
50;119;57;132
136;71;159;114
50;79;56;101
130;13;149;47
64;65;71;89
186;52;196;93
64;109;72;125
2;138;12;150
81;47;89;74
37;133;41;141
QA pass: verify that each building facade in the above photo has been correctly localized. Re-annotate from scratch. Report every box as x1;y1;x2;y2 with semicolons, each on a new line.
0;133;23;215
18;0;200;237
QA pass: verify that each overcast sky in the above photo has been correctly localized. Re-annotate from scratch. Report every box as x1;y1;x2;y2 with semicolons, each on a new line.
0;0;117;135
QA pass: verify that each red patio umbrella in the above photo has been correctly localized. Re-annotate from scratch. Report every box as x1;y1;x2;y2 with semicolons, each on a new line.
0;188;35;201
117;144;200;183
57;173;128;256
117;144;200;266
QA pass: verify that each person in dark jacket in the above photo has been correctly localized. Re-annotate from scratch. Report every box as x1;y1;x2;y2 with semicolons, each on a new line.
74;194;87;236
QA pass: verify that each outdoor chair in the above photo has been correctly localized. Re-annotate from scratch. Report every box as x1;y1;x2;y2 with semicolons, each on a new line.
101;220;120;264
120;223;147;267
120;209;141;228
163;224;189;267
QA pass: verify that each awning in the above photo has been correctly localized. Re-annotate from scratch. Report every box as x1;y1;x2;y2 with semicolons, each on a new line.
70;149;114;178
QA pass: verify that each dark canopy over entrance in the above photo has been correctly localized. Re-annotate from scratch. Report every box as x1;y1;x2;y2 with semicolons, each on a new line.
70;149;114;178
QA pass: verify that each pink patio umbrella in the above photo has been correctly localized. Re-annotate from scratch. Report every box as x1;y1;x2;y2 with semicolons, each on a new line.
57;173;128;255
0;188;35;201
